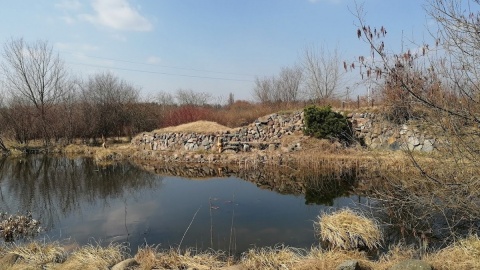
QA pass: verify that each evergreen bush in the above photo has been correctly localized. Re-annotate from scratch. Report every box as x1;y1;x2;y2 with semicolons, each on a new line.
303;105;352;142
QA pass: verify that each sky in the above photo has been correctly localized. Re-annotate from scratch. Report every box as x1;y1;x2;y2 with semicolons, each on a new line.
0;0;432;102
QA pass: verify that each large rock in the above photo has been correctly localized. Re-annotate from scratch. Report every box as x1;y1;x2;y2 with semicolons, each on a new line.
337;260;360;270
0;253;20;270
389;259;432;270
111;258;139;270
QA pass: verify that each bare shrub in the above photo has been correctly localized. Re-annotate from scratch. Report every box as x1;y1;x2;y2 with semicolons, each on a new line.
351;0;480;246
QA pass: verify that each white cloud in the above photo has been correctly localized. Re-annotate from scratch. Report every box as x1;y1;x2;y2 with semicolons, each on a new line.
81;0;153;32
146;56;161;64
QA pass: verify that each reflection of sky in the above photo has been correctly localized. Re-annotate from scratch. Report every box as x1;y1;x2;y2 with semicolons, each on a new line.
48;176;356;254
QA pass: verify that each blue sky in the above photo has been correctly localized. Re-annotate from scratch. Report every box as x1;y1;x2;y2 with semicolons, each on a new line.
0;0;431;101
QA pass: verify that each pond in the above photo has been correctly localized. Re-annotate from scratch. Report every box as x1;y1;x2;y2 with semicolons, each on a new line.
0;155;359;254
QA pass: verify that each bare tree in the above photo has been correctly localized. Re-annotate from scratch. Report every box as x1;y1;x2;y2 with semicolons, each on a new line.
275;65;303;103
156;91;175;106
81;72;139;139
252;76;274;103
175;88;211;106
302;45;343;102
1;38;67;145
0;91;8;153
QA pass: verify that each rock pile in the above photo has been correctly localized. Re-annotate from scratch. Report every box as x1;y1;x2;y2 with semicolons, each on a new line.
350;112;436;152
132;111;304;153
132;110;437;156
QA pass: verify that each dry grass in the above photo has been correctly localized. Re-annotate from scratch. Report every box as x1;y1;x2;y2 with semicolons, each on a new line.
1;237;480;269
373;244;419;270
240;246;304;270
297;247;373;270
136;247;227;270
134;245;158;270
9;241;66;266
60;242;127;270
425;235;480;270
316;209;382;251
153;121;232;134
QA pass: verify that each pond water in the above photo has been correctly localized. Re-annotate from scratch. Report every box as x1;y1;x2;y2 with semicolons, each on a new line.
0;155;359;254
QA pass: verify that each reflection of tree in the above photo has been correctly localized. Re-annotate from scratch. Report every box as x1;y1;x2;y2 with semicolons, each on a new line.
304;171;357;206
0;155;161;229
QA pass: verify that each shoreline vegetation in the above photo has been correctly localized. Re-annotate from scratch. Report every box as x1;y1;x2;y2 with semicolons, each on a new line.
0;111;478;269
0;217;479;270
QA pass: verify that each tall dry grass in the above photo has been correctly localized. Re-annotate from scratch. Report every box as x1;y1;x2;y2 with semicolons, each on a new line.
60;242;127;270
8;241;67;267
425;235;480;270
135;247;227;270
240;246;304;270
1;236;479;269
315;209;383;251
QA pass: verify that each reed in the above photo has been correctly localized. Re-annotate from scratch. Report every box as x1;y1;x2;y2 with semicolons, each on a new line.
138;248;227;270
60;242;127;270
9;241;66;267
240;245;304;270
425;235;480;270
315;209;383;251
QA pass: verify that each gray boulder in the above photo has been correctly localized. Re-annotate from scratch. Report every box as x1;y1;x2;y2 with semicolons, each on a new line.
390;259;432;270
337;260;360;270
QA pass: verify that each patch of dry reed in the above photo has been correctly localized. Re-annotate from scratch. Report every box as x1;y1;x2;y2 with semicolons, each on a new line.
298;247;373;270
316;209;382;251
240;246;304;270
136;247;227;270
10;241;66;266
60;242;127;270
425;235;480;270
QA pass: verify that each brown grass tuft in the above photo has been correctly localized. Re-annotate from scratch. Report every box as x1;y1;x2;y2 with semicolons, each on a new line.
10;241;66;266
60;242;127;270
315;209;382;251
425;235;480;270
374;244;419;270
135;245;158;270
297;247;373;270
136;248;227;270
240;246;303;270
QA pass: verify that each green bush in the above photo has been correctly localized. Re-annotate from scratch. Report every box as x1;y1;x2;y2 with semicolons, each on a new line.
303;105;352;142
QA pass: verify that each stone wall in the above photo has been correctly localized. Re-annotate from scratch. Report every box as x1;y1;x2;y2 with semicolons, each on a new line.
132;110;436;154
350;112;436;152
131;111;304;153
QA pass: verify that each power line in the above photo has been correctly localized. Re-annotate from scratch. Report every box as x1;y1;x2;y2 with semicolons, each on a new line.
66;61;254;82
59;50;255;78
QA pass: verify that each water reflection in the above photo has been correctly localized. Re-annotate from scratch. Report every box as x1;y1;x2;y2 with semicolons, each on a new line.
0;155;159;229
0;155;358;254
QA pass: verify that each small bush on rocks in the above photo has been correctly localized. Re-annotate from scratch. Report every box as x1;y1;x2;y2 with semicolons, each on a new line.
303;105;352;143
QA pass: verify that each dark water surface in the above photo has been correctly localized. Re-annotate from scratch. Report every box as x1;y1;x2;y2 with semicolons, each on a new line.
0;155;357;254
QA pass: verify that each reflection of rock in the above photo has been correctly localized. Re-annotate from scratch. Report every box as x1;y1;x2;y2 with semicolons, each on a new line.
133;161;359;202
